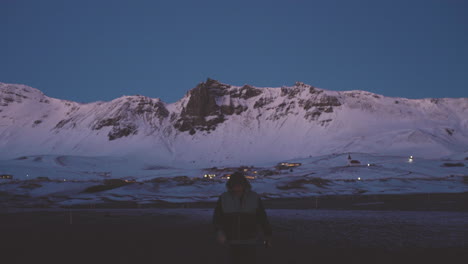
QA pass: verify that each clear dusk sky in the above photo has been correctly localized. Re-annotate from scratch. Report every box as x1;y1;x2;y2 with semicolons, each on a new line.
1;0;467;103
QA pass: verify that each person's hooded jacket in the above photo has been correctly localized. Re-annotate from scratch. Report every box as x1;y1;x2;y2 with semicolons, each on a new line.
212;172;272;244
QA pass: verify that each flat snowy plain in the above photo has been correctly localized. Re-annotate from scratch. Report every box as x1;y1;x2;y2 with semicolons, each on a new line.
0;152;466;207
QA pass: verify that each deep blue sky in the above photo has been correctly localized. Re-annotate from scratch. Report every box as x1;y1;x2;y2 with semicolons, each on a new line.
1;0;467;103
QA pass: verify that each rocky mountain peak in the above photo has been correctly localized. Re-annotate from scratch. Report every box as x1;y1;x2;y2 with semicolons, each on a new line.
173;79;226;135
0;83;46;105
173;79;264;135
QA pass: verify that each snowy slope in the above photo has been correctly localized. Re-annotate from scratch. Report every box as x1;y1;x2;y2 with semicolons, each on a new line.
0;80;467;166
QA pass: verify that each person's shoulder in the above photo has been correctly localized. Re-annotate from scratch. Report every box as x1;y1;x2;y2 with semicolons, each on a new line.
220;191;230;199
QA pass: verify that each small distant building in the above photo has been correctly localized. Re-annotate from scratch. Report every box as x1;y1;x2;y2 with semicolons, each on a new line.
347;154;361;166
276;162;302;170
124;179;137;183
0;174;13;180
203;174;216;179
220;174;231;179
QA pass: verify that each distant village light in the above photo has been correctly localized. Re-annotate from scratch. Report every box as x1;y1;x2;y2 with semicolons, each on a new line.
204;174;216;179
358;177;361;181
409;156;414;162
0;174;13;180
277;162;302;170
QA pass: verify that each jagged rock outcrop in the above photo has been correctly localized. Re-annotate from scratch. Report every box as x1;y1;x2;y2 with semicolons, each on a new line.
90;96;169;140
174;79;260;134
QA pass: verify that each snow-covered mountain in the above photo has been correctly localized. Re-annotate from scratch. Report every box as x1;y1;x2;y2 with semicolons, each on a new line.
1;79;467;166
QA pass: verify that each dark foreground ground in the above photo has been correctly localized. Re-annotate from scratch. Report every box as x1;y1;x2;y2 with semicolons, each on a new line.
1;194;468;264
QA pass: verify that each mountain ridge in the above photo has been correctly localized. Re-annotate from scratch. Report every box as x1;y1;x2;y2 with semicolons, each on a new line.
1;80;467;166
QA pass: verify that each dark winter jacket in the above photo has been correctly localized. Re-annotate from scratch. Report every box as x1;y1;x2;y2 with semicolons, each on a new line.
213;190;272;244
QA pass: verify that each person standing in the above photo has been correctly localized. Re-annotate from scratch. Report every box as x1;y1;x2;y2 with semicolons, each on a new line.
213;171;272;264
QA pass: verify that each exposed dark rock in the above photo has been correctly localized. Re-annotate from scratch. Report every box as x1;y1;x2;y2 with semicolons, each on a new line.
324;107;334;113
134;98;169;117
254;97;274;109
170;113;178;122
175;119;195;132
90;97;167;140
230;85;262;99
3;97;14;103
183;81;221;117
108;124;138;141
241;85;262;99
281;87;301;98
441;162;464;167
54;118;74;129
300;99;314;111
300;94;341;121
83;179;131;193
205;78;232;91
445;128;454;136
319;119;333;126
144;165;172;170
267;101;298;121
174;79;239;134
304;111;321;121
20;183;42;189
314;95;341;107
220;104;246;115
309;86;323;95
2;90;28;100
93;118;120;130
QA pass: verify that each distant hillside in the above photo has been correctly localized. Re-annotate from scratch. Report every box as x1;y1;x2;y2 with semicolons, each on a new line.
0;79;467;166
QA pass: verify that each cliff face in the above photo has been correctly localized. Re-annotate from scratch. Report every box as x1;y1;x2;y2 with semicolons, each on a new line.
172;79;263;135
0;80;467;164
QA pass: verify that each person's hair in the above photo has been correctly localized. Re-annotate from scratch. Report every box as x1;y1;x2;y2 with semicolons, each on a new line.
226;171;251;190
